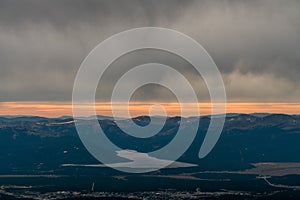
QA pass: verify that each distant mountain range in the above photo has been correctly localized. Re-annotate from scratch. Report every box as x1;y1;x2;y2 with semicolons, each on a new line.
0;113;299;174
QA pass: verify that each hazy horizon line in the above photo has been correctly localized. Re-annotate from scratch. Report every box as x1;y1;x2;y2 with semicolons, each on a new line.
1;113;299;120
0;101;299;118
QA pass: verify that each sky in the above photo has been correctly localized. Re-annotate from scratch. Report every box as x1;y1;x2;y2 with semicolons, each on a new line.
0;0;299;116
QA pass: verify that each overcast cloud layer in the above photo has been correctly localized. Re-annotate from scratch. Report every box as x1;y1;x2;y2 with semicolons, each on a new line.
0;0;299;102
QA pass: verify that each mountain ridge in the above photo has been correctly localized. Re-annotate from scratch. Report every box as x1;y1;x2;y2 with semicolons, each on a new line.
0;113;300;174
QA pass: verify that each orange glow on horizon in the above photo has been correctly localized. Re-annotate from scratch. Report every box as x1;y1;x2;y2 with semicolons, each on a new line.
0;101;299;118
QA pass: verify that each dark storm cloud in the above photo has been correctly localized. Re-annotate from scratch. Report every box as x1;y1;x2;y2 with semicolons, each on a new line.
0;0;299;102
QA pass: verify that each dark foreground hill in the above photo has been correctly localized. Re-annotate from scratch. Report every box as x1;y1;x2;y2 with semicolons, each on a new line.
0;114;300;199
